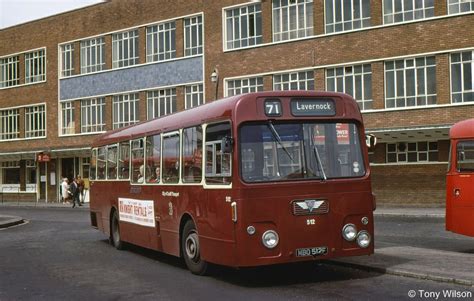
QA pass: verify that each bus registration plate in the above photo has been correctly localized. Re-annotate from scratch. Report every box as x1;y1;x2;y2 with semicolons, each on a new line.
296;246;328;257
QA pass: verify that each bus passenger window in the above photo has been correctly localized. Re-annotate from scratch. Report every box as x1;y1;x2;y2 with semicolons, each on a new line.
146;135;161;183
205;122;232;185
457;140;474;172
118;142;130;180
131;139;145;184
182;126;203;183
90;149;97;180
163;133;180;184
107;145;118;180
97;147;106;180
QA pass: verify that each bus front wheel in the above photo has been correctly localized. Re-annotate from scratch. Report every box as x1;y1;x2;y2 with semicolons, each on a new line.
182;220;208;275
110;210;124;250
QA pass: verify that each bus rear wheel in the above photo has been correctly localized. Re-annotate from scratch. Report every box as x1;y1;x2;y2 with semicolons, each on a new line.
182;220;208;275
110;210;124;250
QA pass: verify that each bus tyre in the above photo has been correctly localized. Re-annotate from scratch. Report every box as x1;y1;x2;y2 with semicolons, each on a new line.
182;220;208;275
110;210;124;250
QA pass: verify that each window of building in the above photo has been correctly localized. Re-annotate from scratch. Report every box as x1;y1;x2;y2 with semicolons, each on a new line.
225;4;263;50
81;98;106;133
162;133;180;184
60;44;74;77
0;56;20;87
81;37;105;73
451;51;474;103
26;160;36;187
82;157;90;179
182;126;203;183
1;161;20;186
145;134;161;183
25;105;46;138
386;141;438;163
227;77;264;96
273;71;314;91
272;0;313;42
325;0;370;33
131;139;144;183
61;101;75;135
326;64;372;110
385;56;436;108
0;109;19;140
118;141;130;180
185;84;204;109
147;88;176;120
184;16;203;56
113;93;139;129
205;122;232;185
107;145;118;180
448;0;474;14
383;0;434;24
112;30;139;68
146;22;176;62
25;49;46;83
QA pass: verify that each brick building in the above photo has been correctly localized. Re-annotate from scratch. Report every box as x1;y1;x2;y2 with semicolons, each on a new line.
0;0;473;205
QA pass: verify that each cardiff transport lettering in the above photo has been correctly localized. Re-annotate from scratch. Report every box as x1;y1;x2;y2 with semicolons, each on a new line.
118;198;155;227
291;99;335;116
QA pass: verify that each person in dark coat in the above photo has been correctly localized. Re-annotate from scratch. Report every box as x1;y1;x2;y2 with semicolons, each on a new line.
70;177;82;208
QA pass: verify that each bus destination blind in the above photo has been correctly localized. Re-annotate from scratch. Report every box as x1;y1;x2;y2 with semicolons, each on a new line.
290;99;336;116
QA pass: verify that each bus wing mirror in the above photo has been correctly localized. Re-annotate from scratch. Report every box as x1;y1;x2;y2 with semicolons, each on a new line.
366;134;377;148
222;136;234;153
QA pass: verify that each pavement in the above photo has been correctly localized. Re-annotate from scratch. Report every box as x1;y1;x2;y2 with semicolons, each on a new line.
1;203;471;287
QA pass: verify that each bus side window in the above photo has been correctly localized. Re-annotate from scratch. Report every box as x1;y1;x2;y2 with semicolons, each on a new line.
146;134;161;183
107;145;118;180
457;140;474;172
97;147;106;180
163;133;180;184
182;126;203;183
118;141;130;180
205;122;232;185
131;139;145;184
90;148;97;180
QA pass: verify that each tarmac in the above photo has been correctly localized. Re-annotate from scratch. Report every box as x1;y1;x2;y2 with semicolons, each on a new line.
1;203;472;287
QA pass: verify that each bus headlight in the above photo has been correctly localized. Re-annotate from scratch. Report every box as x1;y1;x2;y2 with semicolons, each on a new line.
356;231;371;248
262;230;279;249
342;224;357;241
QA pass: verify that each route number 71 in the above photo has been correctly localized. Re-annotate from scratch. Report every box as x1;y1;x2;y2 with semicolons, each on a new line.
264;100;282;117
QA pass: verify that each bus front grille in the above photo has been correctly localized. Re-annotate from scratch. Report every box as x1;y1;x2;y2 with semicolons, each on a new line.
292;199;329;216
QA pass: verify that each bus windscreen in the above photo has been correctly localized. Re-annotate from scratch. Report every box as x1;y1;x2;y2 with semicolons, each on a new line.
240;122;365;182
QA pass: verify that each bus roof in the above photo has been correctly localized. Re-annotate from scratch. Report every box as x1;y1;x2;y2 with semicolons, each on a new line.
92;91;360;147
450;118;474;139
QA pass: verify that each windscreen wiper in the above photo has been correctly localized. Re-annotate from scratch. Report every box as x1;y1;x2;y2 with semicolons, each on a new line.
267;121;294;162
313;145;327;181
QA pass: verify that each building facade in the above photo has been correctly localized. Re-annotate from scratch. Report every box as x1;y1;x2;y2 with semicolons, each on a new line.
0;0;473;205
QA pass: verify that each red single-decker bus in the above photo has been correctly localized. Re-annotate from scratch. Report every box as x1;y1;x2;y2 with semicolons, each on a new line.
446;118;474;237
89;91;375;274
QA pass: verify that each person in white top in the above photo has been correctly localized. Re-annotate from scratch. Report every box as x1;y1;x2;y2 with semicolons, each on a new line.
61;178;70;204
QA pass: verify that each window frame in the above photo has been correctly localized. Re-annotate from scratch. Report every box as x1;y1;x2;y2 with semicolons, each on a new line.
25;49;46;84
81;37;106;74
146;21;177;62
273;70;315;91
113;93;140;129
224;3;263;50
272;0;314;42
0;55;20;87
112;30;139;68
25;105;46;138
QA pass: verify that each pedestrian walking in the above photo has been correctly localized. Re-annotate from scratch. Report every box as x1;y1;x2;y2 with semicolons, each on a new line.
61;178;70;204
76;175;85;204
70;177;82;208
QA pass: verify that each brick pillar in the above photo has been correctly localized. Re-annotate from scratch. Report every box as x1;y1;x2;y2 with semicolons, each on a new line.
374;142;386;164
18;54;25;85
313;0;325;35
371;0;383;26
435;0;447;16
315;69;325;91
436;54;450;105
104;35;112;70
20;160;26;191
74;100;81;134
73;41;81;75
19;107;25;138
263;75;273;91
262;0;273;43
139;91;147;121
105;96;113;131
175;19;184;58
138;27;147;64
371;62;385;110
176;86;185;112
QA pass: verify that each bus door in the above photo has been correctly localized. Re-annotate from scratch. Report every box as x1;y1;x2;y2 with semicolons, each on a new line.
448;139;474;235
